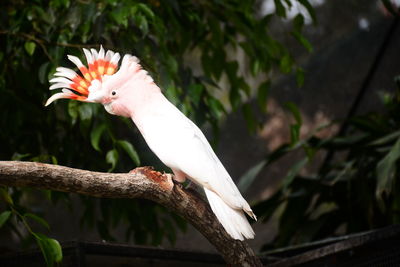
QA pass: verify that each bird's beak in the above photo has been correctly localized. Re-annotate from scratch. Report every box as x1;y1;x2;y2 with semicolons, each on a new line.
85;89;106;103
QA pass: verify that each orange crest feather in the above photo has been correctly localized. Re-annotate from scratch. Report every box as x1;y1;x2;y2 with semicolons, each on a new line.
46;46;120;106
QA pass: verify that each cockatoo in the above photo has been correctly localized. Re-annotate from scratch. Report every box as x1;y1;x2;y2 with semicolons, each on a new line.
45;46;256;240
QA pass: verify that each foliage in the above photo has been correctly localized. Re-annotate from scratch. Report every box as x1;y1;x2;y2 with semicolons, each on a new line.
254;76;400;250
0;0;314;263
0;187;62;267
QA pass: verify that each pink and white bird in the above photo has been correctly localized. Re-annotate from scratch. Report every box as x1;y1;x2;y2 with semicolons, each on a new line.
46;46;256;240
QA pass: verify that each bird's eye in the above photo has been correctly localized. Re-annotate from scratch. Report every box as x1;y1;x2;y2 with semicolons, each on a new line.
111;91;116;96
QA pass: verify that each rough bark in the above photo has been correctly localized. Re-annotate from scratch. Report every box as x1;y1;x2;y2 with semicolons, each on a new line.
0;161;262;266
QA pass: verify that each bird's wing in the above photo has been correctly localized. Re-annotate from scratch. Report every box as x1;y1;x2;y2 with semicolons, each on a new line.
139;102;245;210
185;120;247;208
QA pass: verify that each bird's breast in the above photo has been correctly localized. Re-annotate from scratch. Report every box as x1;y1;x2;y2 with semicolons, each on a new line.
132;112;182;170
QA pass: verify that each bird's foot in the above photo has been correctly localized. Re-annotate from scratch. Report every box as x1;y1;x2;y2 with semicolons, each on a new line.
175;179;185;190
185;180;196;191
183;181;204;199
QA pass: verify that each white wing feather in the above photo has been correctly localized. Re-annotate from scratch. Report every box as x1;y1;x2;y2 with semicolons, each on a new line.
135;98;256;220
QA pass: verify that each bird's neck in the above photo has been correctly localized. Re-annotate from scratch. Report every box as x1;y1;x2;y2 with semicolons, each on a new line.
122;80;165;121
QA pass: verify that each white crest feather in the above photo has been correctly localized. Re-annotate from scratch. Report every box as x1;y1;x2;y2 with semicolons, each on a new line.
67;55;84;68
82;48;93;64
54;67;78;80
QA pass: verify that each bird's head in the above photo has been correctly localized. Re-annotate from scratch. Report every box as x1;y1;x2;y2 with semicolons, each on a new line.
46;46;153;117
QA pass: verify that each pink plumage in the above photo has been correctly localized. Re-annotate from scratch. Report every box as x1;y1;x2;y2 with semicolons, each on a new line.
46;47;256;240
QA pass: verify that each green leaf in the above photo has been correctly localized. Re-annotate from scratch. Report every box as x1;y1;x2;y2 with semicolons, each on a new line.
229;87;241;111
285;102;302;126
11;152;31;161
106;149;119;172
137;14;149;36
242;103;257;133
201;52;212;77
292;31;313;52
238;160;266;193
282;157;308;191
329;160;355;185
296;67;305;87
78;103;93;121
238;77;251;97
298;0;317;23
188;84;204;107
24;41;36;56
279;54;292;73
51;155;58;165
47;239;62;262
0;211;12;228
368;130;400;147
253;191;284;223
24;213;50;230
165;85;179;105
376;137;400;198
68;101;79;125
35;233;63;267
38;62;50;84
116;140;141;166
290;124;301;144
310;202;338;220
90;124;107;152
207;97;225;119
226;61;239;84
283;0;292;8
0;188;13;205
251;60;260;76
293;14;304;31
166;55;178;74
137;3;155;19
274;0;287;17
111;7;129;28
257;81;270;112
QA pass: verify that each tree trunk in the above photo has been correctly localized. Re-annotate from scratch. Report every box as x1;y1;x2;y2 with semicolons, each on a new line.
0;161;262;266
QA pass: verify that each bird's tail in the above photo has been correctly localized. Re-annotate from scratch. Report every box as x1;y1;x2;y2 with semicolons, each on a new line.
204;188;255;240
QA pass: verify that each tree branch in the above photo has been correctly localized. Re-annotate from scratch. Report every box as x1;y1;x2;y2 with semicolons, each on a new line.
0;30;104;61
0;161;262;266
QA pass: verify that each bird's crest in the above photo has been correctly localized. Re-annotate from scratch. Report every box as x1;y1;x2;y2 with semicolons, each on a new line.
45;46;121;106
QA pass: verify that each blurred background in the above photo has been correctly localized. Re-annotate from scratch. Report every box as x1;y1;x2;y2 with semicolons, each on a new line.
1;0;400;264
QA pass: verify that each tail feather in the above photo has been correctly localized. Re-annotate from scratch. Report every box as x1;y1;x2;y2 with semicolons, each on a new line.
204;188;255;240
243;203;257;221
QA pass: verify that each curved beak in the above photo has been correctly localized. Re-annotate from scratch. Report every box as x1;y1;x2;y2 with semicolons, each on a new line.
86;90;106;103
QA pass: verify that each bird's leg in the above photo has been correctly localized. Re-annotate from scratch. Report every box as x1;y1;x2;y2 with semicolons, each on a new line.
170;170;205;201
171;169;201;194
172;169;187;183
171;169;194;191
